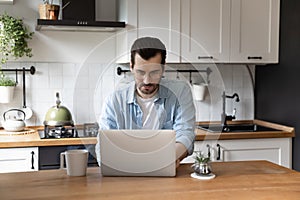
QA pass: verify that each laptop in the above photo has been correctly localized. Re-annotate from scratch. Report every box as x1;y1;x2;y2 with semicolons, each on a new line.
99;129;176;177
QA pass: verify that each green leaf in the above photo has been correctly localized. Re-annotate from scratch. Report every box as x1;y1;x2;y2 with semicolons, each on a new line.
0;13;34;68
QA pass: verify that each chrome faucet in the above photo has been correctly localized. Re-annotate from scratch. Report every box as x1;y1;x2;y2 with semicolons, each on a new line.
221;91;240;127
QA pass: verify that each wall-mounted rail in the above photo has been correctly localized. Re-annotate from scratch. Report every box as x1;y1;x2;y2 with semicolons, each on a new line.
0;66;36;109
1;66;36;75
117;66;212;84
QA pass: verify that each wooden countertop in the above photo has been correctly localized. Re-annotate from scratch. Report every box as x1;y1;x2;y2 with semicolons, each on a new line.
0;119;295;148
1;161;299;200
195;119;295;140
0;126;97;148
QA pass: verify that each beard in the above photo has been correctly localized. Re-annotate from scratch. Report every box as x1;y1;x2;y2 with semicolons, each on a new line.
137;83;159;95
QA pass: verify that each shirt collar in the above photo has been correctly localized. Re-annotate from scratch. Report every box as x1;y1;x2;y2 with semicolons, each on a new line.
126;79;170;104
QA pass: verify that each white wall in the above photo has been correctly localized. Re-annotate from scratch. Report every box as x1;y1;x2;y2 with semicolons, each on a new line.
0;0;254;127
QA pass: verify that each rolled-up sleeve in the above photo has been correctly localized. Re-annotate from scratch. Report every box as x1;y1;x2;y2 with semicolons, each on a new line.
173;82;196;155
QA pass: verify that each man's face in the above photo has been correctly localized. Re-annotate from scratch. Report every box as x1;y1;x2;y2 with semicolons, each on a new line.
131;53;164;98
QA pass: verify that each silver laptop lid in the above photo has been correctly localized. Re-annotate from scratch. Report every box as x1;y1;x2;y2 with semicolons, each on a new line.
99;129;176;177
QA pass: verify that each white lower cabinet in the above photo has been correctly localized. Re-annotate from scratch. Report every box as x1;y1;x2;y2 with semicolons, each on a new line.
0;147;38;173
182;138;292;169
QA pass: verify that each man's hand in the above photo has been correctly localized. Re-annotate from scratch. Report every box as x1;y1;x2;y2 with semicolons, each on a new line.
176;142;188;168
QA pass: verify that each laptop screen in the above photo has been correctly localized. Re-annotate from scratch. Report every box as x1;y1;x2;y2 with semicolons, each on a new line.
99;129;176;177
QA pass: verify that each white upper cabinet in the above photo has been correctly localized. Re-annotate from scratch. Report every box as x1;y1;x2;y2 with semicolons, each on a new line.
230;0;280;63
116;0;180;63
181;0;231;63
116;0;138;63
117;0;280;64
138;0;181;63
181;0;279;63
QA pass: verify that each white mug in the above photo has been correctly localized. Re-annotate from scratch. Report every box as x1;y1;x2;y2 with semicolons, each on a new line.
60;149;89;176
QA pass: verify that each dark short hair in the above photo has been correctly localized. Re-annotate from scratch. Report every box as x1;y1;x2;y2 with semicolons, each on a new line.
130;37;166;68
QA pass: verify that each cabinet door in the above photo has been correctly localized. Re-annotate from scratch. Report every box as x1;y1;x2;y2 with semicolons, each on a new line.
216;138;291;168
116;0;138;63
0;147;38;173
116;0;180;63
181;0;231;63
137;0;180;63
230;0;280;63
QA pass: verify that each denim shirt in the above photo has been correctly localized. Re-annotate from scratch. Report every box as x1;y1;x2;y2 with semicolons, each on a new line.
97;79;196;155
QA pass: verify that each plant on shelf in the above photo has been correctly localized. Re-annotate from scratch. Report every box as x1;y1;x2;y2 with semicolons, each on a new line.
0;13;34;103
39;0;60;20
0;13;34;66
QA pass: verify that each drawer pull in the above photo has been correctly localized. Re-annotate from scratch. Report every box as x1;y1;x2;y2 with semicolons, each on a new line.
247;56;262;60
198;56;213;59
206;144;211;159
216;144;221;160
31;151;35;169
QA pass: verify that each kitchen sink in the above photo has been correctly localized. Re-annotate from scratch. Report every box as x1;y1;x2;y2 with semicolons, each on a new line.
196;124;281;133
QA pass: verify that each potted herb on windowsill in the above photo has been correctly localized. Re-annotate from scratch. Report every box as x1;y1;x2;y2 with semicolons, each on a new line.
0;13;34;103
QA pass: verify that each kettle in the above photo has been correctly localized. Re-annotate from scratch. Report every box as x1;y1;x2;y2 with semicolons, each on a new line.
43;92;74;126
2;109;26;132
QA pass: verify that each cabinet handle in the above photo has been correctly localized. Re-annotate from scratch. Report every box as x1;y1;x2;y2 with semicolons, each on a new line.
206;144;211;159
198;56;213;59
216;144;221;160
31;151;35;170
247;56;262;60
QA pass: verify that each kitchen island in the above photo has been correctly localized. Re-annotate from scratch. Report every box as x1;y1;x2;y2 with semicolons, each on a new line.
1;161;300;200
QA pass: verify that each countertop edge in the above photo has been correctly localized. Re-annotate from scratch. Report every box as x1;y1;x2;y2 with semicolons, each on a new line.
0;119;295;148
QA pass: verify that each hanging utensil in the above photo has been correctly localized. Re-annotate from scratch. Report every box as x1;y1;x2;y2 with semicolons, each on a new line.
15;69;18;84
21;67;33;120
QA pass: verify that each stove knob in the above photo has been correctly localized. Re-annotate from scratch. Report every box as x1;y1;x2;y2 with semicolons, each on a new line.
61;127;67;134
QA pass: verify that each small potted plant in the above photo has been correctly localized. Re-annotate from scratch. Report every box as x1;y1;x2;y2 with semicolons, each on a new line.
39;0;60;20
0;73;16;103
192;151;211;175
0;13;33;103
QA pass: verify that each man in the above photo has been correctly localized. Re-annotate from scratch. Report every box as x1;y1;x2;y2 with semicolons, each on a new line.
96;37;195;167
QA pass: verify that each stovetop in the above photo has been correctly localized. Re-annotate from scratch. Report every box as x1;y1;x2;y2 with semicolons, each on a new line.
48;126;78;138
39;125;76;139
39;123;98;139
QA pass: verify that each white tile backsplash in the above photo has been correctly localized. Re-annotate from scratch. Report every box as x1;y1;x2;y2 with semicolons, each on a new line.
49;76;63;89
0;62;255;127
49;63;63;76
63;63;77;76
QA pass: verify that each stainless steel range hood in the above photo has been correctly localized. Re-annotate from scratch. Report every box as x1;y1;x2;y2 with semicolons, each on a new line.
36;0;125;32
0;0;14;4
35;19;125;32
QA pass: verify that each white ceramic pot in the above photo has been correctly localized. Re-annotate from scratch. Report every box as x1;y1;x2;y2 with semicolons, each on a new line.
192;83;207;101
0;86;15;103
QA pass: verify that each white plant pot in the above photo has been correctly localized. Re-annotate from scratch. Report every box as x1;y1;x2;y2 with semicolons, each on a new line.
0;86;15;103
192;83;207;101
